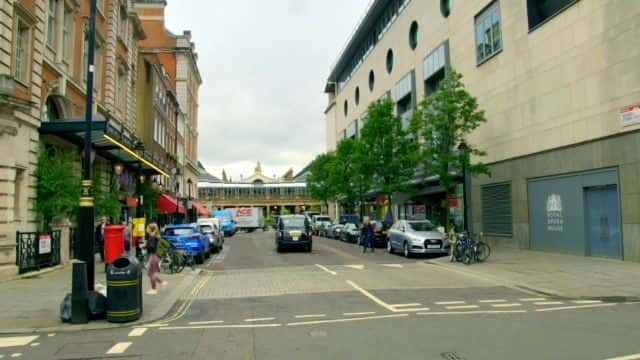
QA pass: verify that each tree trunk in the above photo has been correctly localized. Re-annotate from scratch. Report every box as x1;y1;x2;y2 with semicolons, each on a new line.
388;193;394;222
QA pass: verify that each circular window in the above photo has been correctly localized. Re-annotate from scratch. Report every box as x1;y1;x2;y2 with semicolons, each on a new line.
440;0;451;18
355;87;360;105
386;49;394;74
368;70;375;91
344;100;348;116
409;21;419;50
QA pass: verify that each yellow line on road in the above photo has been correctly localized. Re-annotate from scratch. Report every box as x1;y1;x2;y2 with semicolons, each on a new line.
148;272;212;326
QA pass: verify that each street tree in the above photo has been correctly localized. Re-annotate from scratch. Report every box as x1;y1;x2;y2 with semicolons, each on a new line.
410;69;489;230
359;99;418;220
330;138;369;214
306;152;337;214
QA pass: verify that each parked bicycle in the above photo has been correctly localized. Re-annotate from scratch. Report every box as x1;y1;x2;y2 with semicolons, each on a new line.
451;232;491;265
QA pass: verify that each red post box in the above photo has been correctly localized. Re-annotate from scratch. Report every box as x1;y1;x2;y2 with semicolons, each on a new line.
104;225;125;265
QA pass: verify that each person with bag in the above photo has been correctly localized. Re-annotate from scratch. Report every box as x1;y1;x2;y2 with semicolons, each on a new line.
145;223;167;295
361;217;374;253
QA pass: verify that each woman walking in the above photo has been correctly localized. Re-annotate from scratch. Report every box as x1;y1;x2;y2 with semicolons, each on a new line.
145;223;166;295
361;217;374;253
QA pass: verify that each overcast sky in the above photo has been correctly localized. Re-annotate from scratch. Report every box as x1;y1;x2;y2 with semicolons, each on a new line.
164;0;370;181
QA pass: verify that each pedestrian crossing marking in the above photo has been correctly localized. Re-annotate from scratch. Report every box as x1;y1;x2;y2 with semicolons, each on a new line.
381;264;403;268
345;265;364;270
128;328;147;337
106;342;132;355
436;301;466;305
0;336;38;348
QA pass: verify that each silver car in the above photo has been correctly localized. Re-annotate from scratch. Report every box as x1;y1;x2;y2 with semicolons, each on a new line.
387;220;448;257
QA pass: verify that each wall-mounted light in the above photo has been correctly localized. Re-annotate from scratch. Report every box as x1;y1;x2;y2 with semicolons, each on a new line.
113;163;124;175
139;174;146;183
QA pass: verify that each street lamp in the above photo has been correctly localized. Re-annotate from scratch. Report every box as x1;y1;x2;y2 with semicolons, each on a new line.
457;141;472;235
187;178;193;222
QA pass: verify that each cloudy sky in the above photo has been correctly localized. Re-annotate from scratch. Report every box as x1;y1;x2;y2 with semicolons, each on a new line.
164;0;370;181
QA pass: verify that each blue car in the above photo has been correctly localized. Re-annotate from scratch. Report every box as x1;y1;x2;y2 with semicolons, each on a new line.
213;209;236;236
162;223;211;264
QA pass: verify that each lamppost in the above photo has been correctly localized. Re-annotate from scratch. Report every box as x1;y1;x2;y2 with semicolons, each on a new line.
458;141;472;235
187;178;193;223
174;169;180;224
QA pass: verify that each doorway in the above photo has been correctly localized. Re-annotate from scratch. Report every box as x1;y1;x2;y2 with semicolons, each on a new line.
584;186;622;259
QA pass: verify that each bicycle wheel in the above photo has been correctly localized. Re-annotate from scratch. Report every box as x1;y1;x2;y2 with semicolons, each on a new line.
159;254;172;273
477;242;491;262
462;248;474;265
173;251;186;273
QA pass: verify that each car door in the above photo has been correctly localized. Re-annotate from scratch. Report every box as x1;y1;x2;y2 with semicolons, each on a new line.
389;222;400;249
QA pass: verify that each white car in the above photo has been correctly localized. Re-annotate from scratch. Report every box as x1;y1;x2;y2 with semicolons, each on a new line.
387;220;448;257
197;218;224;253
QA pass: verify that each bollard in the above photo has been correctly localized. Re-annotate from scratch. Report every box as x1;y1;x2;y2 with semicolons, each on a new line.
71;260;89;324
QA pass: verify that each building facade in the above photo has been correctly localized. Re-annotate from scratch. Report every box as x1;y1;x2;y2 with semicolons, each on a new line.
325;0;640;261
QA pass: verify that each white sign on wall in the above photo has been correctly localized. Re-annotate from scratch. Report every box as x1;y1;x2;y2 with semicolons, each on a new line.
546;194;564;232
39;234;52;254
620;104;640;127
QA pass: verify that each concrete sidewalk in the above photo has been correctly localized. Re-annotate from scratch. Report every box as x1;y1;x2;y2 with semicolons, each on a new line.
427;247;640;300
0;258;201;334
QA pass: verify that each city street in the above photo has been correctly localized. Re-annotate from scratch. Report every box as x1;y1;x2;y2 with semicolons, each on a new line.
2;231;640;360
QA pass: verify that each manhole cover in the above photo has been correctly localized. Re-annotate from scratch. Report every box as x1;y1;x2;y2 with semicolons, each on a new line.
441;352;466;360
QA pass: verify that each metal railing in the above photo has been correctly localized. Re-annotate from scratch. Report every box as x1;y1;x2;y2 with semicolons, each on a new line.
15;230;61;274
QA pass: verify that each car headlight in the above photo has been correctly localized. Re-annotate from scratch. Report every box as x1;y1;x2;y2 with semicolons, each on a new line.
409;236;423;245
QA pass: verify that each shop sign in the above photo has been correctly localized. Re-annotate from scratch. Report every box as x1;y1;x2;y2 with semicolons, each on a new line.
620;103;640;127
412;205;426;214
38;234;51;254
546;194;564;232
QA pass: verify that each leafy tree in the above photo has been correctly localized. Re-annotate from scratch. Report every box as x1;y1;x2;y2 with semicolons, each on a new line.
360;99;418;220
139;180;160;219
330;138;369;214
410;69;489;230
93;171;123;222
306;152;337;214
35;145;81;231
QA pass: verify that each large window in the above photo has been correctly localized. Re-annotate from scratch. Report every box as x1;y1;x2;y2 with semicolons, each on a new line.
62;5;74;62
481;183;513;236
527;0;578;31
47;0;57;47
116;67;126;111
475;1;502;65
118;6;127;41
13;18;31;84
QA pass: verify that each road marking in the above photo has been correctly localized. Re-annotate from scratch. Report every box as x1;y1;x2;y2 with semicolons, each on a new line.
47;334;55;337
445;305;479;310
143;323;169;328
127;328;147;337
343;312;376;316
295;314;326;319
536;303;617;312
604;353;640;360
245;317;276;322
390;303;421;307
315;264;337;275
346;280;396;312
491;303;522;308
286;314;408;327
106;342;132;355
189;320;224;325
534;301;564;306
149;272;211;326
29;343;40;347
161;324;282;330
393;307;431;312
571;300;603;304
417;310;526;316
381;264;403;268
10;354;21;358
0;336;39;348
478;299;507;303
435;301;466;305
519;297;547;302
345;265;364;270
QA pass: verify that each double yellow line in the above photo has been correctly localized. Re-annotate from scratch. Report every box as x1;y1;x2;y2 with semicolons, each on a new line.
149;271;212;326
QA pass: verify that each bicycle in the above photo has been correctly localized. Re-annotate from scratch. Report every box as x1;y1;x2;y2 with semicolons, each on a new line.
461;233;492;265
159;245;185;274
473;232;491;263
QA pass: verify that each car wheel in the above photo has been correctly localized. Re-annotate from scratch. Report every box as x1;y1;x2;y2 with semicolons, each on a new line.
403;242;410;258
195;254;204;264
387;239;394;254
306;243;312;252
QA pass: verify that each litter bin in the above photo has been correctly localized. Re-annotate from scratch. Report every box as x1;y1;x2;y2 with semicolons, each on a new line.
106;256;142;323
104;225;126;265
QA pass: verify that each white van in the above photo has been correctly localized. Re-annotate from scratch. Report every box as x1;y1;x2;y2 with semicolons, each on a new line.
197;218;224;253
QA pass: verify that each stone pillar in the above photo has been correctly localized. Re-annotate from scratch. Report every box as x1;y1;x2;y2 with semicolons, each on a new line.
50;217;71;264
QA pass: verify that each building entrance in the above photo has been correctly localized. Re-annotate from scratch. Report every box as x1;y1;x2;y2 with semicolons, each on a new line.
585;186;622;259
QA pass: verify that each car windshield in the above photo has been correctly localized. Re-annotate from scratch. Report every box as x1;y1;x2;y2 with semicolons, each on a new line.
281;217;306;228
200;225;213;233
164;228;194;236
408;221;435;232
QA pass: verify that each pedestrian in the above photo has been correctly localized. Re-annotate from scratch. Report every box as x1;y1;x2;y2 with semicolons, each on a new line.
123;219;132;254
145;222;167;295
95;217;107;262
361;217;374;253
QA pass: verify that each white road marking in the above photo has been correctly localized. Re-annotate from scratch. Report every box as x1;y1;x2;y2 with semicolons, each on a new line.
189;320;224;325
106;342;132;355
127;328;147;337
536;303;617;312
346;280;396;312
143;323;169;328
491;303;522;308
47;334;55;337
287;314;408;327
435;301;466;305
418;310;526;316
571;300;603;304
315;264;337;275
343;312;376;316
381;264;403;268
161;324;282;330
10;354;21;358
345;265;365;270
29;343;40;347
0;336;39;348
294;314;326;319
244;317;276;322
390;303;422;307
478;299;507;303
519;297;547;302
534;301;564;306
604;352;640;360
393;307;431;312
445;305;479;310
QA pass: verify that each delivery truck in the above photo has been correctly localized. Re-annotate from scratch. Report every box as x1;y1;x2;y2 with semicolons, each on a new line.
229;207;265;232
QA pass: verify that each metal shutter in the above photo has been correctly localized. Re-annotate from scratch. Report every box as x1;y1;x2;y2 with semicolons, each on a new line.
481;183;513;236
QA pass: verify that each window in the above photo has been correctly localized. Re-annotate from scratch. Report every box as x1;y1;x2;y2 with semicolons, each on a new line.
409;21;419;50
481;183;513;236
527;0;578;31
344;100;348;116
475;1;502;64
386;49;394;74
62;6;73;62
440;0;451;18
368;70;375;91
13;19;31;84
118;6;127;40
47;0;57;47
14;168;25;219
116;67;126;111
94;43;103;98
355;87;360;105
81;30;89;82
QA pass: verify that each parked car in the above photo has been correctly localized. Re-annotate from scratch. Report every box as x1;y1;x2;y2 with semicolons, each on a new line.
340;223;361;243
275;215;313;252
312;216;332;235
317;221;333;237
339;214;360;225
329;224;344;239
387;220;448;258
162;223;211;264
213;209;236;236
197;218;224;253
372;220;392;247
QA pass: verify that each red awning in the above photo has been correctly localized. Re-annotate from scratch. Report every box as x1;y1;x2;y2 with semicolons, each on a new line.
191;200;209;217
156;194;185;214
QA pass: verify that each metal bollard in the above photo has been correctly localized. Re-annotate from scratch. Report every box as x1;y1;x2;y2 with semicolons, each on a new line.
71;260;89;324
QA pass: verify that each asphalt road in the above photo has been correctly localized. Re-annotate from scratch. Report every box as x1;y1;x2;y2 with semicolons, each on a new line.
3;230;640;360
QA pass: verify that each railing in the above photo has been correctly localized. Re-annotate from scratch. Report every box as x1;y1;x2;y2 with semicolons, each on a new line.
69;227;77;259
15;230;61;274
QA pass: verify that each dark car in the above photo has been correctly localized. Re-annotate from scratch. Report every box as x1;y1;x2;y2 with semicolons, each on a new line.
340;222;361;243
275;215;312;252
329;224;344;239
372;221;392;247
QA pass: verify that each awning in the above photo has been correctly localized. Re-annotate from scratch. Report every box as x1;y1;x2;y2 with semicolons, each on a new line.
156;194;185;214
39;118;170;177
191;200;209;217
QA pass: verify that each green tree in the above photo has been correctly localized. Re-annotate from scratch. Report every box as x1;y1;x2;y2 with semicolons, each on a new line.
139;180;160;220
360;99;418;220
330;138;369;214
93;172;122;222
410;69;489;230
35;145;81;231
306;152;337;214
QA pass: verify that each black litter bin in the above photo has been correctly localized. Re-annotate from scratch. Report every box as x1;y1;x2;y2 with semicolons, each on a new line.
106;256;142;323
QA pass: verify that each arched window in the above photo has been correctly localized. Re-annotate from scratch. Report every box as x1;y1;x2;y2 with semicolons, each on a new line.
409;21;419;50
368;70;375;91
386;49;394;74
